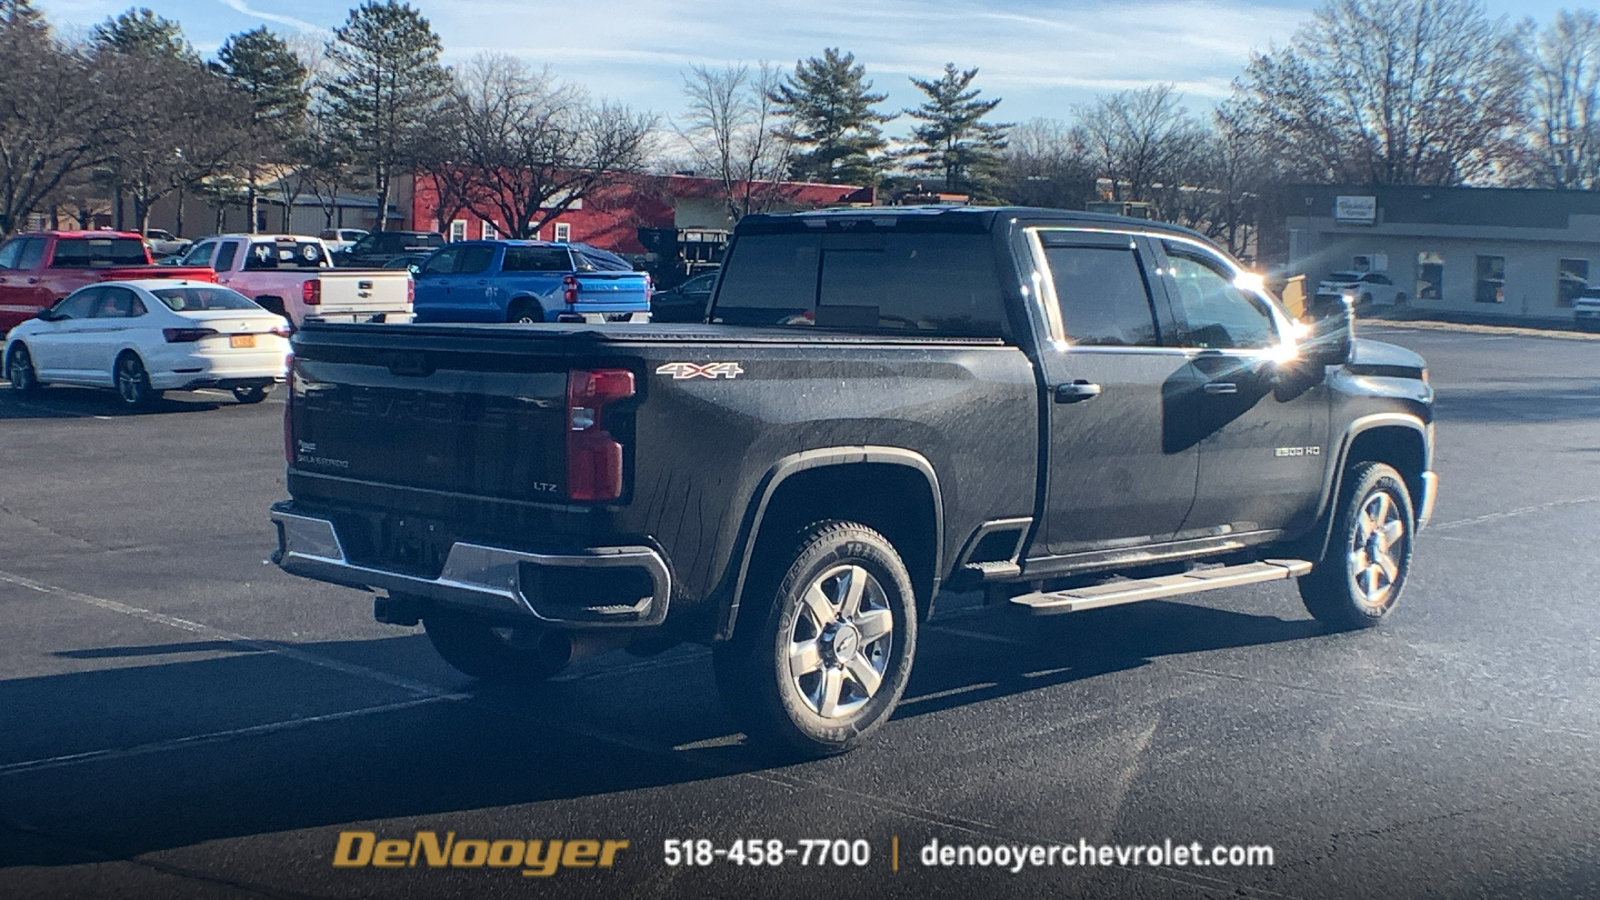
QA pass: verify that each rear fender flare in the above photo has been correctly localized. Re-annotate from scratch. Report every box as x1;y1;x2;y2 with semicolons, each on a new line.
716;446;943;640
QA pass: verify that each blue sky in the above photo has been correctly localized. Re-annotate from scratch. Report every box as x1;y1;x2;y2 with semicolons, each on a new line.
34;0;1580;127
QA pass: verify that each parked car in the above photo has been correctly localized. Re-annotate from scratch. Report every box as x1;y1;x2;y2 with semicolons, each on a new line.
412;240;651;324
1574;286;1600;330
330;230;444;267
143;229;192;258
271;206;1436;756
5;280;290;407
176;234;413;327
318;228;368;254
1319;271;1404;306
0;231;217;333
650;270;717;323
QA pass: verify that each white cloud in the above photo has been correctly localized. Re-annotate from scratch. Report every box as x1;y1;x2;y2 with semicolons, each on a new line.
217;0;324;34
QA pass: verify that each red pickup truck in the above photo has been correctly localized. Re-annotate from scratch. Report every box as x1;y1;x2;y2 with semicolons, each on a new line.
0;231;216;333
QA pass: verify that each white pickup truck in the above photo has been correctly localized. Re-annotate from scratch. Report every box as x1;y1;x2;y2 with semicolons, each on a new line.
174;234;413;326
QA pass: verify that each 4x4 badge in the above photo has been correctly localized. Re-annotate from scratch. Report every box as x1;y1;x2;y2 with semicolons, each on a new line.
656;362;745;380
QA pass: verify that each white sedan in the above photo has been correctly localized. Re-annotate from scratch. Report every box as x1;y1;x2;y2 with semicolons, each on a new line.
4;280;291;407
1318;271;1405;306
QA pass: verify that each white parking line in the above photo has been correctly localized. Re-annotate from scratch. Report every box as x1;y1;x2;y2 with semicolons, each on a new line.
0;695;462;777
1431;496;1600;531
0;568;456;698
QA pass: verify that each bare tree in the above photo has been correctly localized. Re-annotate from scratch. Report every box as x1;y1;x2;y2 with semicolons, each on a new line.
1523;10;1600;188
0;4;114;235
1231;0;1526;186
1073;83;1207;206
676;63;795;222
427;53;657;239
994;118;1094;209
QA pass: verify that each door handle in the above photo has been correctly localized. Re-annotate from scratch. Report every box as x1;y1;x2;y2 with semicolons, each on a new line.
1203;381;1238;395
27;278;38;284
1054;380;1102;403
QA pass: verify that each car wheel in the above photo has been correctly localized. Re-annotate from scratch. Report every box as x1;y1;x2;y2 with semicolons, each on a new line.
7;345;40;393
423;610;563;683
114;353;161;408
713;520;916;757
1298;462;1415;630
506;300;539;324
1360;292;1373;306
232;384;271;404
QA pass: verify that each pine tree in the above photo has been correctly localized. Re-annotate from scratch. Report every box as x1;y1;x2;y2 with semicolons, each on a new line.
215;28;308;232
769;48;892;185
322;0;451;231
90;7;197;62
902;64;1010;201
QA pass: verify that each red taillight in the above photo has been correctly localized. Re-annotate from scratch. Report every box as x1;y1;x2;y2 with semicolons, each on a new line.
406;278;415;306
302;280;321;305
566;368;634;501
283;353;295;465
270;324;291;338
163;327;218;342
563;275;579;306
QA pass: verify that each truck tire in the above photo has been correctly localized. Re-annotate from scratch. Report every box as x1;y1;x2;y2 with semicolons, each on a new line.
506;299;540;324
423;610;562;683
1298;462;1415;630
232;384;271;404
713;520;916;757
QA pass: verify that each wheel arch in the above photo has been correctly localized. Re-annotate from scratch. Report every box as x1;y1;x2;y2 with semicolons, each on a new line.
717;448;944;640
1307;414;1430;560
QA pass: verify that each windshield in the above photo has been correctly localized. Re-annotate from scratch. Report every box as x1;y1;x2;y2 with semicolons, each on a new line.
152;286;261;311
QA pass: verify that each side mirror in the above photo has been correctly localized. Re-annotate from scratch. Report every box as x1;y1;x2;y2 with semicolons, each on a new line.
1300;293;1353;366
35;308;57;322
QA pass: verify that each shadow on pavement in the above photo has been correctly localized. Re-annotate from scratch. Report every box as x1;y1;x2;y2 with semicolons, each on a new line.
0;600;1324;870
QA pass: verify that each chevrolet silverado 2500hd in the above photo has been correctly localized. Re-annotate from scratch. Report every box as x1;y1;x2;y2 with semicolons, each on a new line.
270;207;1437;756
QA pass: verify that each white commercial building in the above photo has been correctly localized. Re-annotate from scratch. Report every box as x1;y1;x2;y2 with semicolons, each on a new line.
1285;184;1600;322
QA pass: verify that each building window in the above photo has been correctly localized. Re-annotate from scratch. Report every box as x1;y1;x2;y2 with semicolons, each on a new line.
449;219;467;242
1416;252;1443;300
481;220;498;240
1558;258;1588;307
553;222;571;242
1475;255;1504;303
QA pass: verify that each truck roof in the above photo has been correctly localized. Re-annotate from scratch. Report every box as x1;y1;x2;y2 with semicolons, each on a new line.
11;230;145;240
741;205;1216;245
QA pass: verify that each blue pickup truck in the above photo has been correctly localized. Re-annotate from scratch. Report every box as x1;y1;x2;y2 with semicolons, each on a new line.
411;240;652;324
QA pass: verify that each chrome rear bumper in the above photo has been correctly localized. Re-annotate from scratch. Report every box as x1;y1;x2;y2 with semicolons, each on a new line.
270;509;670;626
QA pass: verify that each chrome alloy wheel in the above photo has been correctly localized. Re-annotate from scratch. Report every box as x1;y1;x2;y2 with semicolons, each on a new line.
788;564;893;719
1348;489;1406;608
116;355;148;406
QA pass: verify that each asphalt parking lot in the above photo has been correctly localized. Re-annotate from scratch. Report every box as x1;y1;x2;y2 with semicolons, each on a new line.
1;325;1598;899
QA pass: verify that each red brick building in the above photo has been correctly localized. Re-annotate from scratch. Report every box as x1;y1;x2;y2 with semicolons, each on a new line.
405;172;873;277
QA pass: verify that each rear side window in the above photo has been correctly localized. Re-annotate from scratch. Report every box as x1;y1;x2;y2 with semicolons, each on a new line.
15;238;46;269
0;239;21;269
215;241;240;272
456;245;497;274
1043;243;1161;346
503;246;571;272
50;238;147;267
715;231;1005;337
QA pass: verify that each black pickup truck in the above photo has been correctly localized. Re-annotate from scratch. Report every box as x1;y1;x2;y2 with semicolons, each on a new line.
270;207;1436;756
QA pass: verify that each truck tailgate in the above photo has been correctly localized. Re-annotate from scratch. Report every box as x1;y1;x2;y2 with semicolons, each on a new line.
312;270;413;318
288;326;573;504
574;272;649;310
